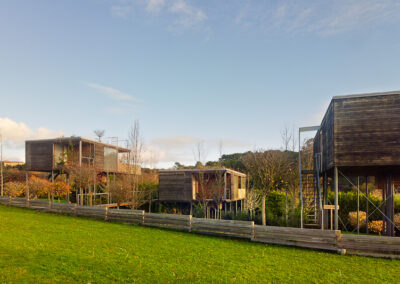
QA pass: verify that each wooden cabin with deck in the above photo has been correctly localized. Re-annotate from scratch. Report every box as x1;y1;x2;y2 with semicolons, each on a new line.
158;168;247;215
25;137;138;175
312;91;400;236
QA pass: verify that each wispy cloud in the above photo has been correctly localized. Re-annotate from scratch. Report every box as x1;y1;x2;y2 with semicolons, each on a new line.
111;5;132;18
145;136;250;168
146;0;166;14
86;82;136;102
0;117;64;161
236;0;400;36
110;0;207;31
168;0;207;29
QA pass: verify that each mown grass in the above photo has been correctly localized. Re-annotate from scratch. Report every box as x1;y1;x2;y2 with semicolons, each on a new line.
0;205;399;283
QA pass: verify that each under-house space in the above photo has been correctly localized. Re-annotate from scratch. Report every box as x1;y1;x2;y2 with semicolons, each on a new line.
301;91;400;236
158;168;247;217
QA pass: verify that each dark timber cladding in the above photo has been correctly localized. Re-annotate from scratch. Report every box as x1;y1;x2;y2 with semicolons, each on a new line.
314;91;400;172
313;91;400;235
158;168;247;202
25;137;130;173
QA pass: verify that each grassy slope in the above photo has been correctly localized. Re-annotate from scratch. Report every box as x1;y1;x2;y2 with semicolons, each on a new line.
0;205;399;283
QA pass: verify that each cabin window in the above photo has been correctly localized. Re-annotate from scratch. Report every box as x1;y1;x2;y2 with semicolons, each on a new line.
54;144;67;166
104;147;117;171
238;176;242;189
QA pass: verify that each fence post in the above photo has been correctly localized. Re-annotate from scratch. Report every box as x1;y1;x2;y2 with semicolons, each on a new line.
105;207;109;221
250;221;255;241
141;210;145;225
335;230;346;255
188;215;192;232
74;203;78;216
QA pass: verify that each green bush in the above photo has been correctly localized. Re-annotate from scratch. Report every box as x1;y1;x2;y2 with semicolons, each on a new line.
220;190;301;227
328;191;384;231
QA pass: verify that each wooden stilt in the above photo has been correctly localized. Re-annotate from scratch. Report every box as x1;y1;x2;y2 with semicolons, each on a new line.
334;166;338;230
357;176;360;234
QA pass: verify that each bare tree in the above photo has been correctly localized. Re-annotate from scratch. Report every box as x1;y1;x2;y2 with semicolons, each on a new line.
243;150;289;226
246;188;261;219
281;125;293;151
291;125;297;152
193;141;210;218
94;129;105;142
128;119;143;209
69;163;97;206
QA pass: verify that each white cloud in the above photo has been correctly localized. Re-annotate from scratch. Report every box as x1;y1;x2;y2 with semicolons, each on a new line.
86;82;136;102
144;136;250;168
169;0;207;29
0;117;64;161
236;0;400;36
110;0;207;30
111;5;132;18
146;0;165;13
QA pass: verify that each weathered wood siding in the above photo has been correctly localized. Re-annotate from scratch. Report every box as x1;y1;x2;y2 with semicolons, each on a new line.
316;93;400;171
159;171;193;202
314;103;334;172
334;94;400;167
94;144;104;169
25;141;53;171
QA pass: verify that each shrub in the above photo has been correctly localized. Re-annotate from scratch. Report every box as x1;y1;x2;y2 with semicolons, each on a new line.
28;176;50;199
395;213;400;228
328;191;383;230
4;182;26;198
368;221;383;234
348;211;366;229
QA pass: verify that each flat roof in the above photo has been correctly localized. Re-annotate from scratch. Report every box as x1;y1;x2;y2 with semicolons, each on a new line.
333;90;400;100
159;168;246;177
26;136;130;153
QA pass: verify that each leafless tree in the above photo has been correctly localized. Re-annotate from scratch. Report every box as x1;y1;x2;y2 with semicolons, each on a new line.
94;129;105;142
243;149;289;226
128;119;144;209
246;188;261;219
68;163;97;206
281;126;292;151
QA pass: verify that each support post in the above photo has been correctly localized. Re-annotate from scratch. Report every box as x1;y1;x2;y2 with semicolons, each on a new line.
323;172;328;229
365;176;369;234
314;154;323;230
79;140;82;167
334;166;339;230
299;130;303;229
26;171;30;207
51;170;54;203
357;176;360;234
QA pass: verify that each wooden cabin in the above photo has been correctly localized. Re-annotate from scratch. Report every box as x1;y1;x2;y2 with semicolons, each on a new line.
25;137;137;174
313;91;400;235
158;168;246;204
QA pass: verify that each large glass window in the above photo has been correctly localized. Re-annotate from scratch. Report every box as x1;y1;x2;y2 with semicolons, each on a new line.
104;147;117;171
54;144;67;166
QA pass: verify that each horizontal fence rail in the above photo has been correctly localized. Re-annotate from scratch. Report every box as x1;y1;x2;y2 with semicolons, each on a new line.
1;197;400;259
191;218;254;239
339;234;400;259
252;225;342;253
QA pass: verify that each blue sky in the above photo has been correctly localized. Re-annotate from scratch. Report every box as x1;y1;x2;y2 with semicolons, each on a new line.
1;0;400;167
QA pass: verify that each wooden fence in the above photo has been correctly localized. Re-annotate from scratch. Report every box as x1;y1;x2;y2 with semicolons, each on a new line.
1;197;399;258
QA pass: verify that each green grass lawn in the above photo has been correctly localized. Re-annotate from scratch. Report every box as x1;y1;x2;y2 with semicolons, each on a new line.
0;205;399;283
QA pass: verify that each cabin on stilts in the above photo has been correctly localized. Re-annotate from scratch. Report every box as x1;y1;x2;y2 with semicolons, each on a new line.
301;91;400;236
158;168;247;218
25;136;139;205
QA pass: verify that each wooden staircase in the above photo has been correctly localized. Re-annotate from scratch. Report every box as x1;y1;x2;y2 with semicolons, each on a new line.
302;170;320;229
